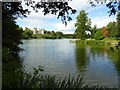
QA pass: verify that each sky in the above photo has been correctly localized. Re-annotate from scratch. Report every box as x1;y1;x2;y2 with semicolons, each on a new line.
16;0;117;34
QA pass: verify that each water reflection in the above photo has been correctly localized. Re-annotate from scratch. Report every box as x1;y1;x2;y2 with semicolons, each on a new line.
75;43;89;72
78;44;119;76
20;39;119;87
107;49;120;75
75;43;119;87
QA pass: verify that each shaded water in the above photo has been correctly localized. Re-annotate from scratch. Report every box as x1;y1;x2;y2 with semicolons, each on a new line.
19;39;119;87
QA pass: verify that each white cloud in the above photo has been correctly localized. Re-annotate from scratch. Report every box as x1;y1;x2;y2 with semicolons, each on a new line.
68;0;91;11
21;0;57;19
17;16;54;30
27;11;56;19
53;20;76;33
91;16;116;28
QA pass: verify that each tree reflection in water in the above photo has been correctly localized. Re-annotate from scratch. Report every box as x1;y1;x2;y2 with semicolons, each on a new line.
75;43;89;72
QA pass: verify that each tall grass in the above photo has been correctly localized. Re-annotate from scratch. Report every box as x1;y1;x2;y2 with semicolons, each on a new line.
3;66;118;89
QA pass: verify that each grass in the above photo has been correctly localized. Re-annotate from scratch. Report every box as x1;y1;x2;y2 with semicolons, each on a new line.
73;39;120;47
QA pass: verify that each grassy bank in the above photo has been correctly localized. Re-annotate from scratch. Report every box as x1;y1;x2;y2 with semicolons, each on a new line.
73;39;120;47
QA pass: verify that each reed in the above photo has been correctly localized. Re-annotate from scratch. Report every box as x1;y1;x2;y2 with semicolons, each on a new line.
2;66;118;89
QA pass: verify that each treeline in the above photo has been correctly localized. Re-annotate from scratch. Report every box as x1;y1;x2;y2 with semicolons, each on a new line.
75;10;120;40
21;28;76;39
90;21;119;40
33;30;64;39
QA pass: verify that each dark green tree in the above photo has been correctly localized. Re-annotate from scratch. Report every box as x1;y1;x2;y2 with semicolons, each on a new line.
2;13;24;60
22;28;33;39
50;31;56;36
106;22;118;38
75;10;91;39
91;25;98;39
56;31;63;39
24;1;76;25
117;12;120;39
2;2;30;61
94;29;104;40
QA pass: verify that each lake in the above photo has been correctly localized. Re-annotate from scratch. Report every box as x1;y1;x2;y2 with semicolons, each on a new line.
19;39;119;87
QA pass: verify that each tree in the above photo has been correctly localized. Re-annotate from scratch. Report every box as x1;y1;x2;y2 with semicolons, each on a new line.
106;22;118;38
24;1;77;25
117;12;120;39
56;31;63;39
102;26;109;38
50;31;56;36
22;28;33;39
2;9;24;59
2;2;30;61
94;29;104;40
75;10;91;40
91;25;98;39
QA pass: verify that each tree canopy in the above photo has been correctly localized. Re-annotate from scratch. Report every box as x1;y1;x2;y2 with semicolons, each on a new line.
75;10;91;39
117;12;120;37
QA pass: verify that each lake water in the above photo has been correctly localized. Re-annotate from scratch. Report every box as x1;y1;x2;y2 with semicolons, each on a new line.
19;39;119;87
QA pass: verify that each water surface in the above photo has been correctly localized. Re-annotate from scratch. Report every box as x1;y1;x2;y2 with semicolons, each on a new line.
19;39;119;87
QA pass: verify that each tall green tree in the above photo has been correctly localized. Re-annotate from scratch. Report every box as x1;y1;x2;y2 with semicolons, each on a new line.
2;2;30;61
106;22;118;38
91;25;98;39
75;10;91;39
117;12;120;38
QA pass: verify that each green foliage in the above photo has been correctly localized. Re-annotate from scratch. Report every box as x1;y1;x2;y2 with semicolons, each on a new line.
75;10;91;39
106;22;118;38
33;34;42;39
63;34;76;39
91;25;98;39
56;31;64;39
50;31;56;36
42;34;56;39
2;2;29;61
2;12;23;58
22;28;33;39
94;29;104;40
32;31;75;39
117;12;120;39
24;1;77;25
